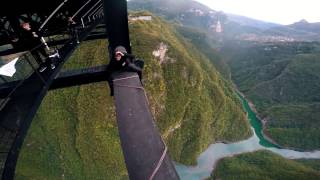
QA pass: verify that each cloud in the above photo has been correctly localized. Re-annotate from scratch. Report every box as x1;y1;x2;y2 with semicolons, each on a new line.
196;0;320;24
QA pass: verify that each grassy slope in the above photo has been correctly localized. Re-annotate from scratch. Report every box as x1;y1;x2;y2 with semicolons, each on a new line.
212;150;320;180
223;41;320;150
15;14;251;179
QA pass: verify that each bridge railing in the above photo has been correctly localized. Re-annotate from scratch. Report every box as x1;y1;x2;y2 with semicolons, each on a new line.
0;12;106;112
0;21;89;109
80;0;104;28
0;45;51;109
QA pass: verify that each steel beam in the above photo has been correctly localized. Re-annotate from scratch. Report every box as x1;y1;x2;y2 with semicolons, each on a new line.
103;0;131;54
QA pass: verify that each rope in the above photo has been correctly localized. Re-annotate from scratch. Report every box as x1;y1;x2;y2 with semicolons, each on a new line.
113;75;139;82
113;84;144;90
149;146;167;180
112;75;168;180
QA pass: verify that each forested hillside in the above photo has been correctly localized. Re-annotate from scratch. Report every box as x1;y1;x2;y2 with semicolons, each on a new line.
212;150;320;180
222;41;320;150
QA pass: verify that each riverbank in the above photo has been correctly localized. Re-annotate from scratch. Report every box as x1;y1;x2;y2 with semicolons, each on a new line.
238;92;282;146
235;91;278;148
236;89;318;152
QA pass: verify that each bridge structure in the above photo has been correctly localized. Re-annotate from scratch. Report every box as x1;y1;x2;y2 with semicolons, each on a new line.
0;0;179;179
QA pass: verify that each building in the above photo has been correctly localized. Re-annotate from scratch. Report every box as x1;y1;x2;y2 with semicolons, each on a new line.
129;15;152;21
216;20;223;33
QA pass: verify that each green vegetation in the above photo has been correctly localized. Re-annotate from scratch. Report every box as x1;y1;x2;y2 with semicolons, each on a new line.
63;39;108;70
16;13;251;178
222;41;320;150
176;26;231;80
15;40;128;179
296;159;320;171
15;83;127;179
267;104;320;149
212;150;320;180
129;14;251;164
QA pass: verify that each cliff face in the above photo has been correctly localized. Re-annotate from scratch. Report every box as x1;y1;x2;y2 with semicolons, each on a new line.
15;14;251;179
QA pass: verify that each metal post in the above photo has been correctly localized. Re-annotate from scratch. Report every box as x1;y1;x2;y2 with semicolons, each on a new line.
88;5;103;22
71;0;93;19
88;6;102;21
93;8;103;20
96;10;102;19
103;0;131;53
81;18;85;28
81;0;102;21
93;10;100;20
41;37;50;51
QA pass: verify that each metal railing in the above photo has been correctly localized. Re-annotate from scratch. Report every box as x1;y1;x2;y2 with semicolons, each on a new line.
39;0;70;31
1;16;105;179
88;5;103;22
0;0;105;110
0;23;88;109
71;0;94;19
0;45;52;109
81;0;103;28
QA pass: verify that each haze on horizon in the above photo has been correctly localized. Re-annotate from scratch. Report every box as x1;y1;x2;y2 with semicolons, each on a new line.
196;0;320;25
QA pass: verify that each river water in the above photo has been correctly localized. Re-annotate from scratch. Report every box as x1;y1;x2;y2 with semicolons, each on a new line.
175;95;320;180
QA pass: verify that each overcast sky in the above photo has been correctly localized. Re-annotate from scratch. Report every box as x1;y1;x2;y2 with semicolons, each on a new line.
195;0;320;25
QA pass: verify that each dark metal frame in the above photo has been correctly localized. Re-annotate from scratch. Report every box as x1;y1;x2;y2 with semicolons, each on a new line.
1;17;103;180
1;0;179;179
103;0;179;179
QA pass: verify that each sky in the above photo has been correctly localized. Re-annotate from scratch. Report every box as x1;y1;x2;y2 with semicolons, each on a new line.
195;0;320;25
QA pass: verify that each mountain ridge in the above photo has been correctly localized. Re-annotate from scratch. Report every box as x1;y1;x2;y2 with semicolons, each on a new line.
129;0;320;42
222;40;320;150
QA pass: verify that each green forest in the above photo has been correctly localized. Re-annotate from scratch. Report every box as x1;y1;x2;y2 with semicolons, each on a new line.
212;150;320;180
222;41;320;150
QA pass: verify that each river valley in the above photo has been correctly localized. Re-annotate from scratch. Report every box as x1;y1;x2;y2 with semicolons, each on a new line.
175;95;320;180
